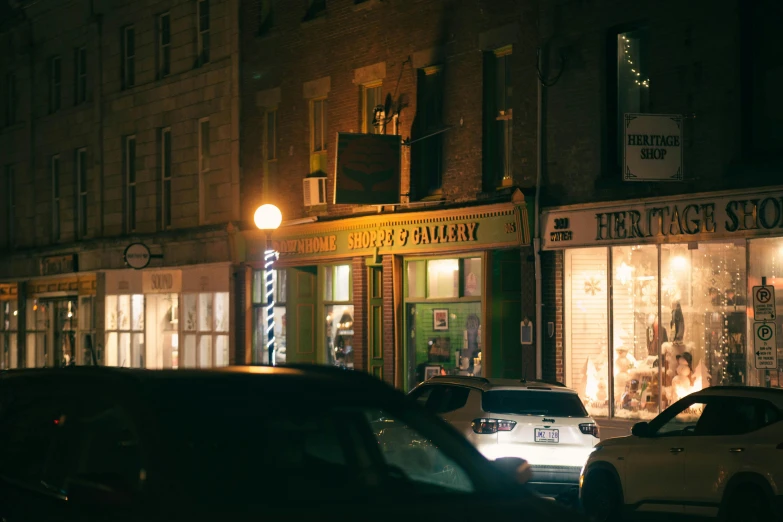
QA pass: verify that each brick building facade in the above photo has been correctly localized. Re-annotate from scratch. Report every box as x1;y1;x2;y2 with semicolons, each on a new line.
0;0;242;370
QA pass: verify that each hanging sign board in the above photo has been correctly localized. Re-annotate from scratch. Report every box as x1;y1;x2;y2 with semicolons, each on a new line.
623;113;683;181
753;322;778;370
752;285;776;321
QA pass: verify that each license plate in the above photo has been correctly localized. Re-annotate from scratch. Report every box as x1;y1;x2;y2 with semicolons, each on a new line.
534;428;559;443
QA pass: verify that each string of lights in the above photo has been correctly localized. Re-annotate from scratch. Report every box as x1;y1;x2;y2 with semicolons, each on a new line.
620;35;650;88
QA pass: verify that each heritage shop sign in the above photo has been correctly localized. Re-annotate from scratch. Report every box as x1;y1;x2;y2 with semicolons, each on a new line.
623;113;684;182
252;200;530;263
542;189;783;250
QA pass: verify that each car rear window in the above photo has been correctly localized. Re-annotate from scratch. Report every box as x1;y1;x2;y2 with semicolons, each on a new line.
482;390;588;418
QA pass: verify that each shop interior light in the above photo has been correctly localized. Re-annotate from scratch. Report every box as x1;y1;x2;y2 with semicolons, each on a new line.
671;255;688;270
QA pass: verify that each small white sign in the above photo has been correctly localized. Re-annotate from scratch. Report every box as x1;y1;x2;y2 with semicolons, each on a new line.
124;243;151;270
753;322;778;370
520;318;533;345
753;285;776;321
623;113;683;182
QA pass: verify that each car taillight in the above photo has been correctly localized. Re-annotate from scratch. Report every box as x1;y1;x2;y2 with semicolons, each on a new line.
472;418;516;434
579;423;600;438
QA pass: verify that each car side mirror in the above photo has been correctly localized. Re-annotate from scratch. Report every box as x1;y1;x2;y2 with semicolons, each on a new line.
67;473;134;507
493;457;532;485
631;421;650;437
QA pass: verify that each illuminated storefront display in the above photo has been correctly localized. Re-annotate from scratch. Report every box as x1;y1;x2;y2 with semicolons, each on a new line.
545;186;783;419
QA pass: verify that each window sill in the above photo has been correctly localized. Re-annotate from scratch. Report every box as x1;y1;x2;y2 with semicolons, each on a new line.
353;0;383;12
104;58;231;102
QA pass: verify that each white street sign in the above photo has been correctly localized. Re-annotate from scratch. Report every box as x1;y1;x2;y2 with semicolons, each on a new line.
753;322;778;370
753;285;776;321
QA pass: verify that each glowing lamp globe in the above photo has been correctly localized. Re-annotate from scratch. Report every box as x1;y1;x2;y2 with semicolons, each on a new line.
254;204;282;231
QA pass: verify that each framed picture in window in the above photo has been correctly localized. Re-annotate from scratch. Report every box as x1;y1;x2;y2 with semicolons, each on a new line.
433;309;449;331
424;365;443;381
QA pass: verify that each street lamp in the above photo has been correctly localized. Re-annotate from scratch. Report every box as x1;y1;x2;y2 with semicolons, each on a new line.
254;204;282;366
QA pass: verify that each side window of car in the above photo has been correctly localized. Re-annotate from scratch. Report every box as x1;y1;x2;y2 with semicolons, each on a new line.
0;396;64;485
694;398;781;437
651;398;708;436
425;386;471;414
409;386;434;407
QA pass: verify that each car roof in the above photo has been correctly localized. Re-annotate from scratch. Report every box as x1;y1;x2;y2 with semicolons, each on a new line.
692;385;783;408
416;375;577;393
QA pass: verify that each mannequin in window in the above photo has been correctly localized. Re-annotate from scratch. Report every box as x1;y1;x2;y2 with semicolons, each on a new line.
646;313;668;357
670;300;685;343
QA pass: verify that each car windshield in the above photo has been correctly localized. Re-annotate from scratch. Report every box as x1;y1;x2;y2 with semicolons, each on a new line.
482;390;589;417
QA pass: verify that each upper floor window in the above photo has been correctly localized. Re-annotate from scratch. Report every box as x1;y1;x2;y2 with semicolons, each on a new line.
75;46;87;104
361;82;382;134
49;56;61;113
310;98;327;175
303;0;326;21
158;13;171;78
412;66;444;200
76;148;88;238
257;0;274;36
5;72;17;126
122;26;136;89
266;109;277;161
614;27;650;169
51;155;60;241
160;127;172;229
198;118;210;223
124;136;137;233
198;0;210;65
4;164;14;249
482;46;512;191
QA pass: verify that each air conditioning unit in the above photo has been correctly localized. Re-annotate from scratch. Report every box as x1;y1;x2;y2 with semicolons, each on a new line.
303;177;327;207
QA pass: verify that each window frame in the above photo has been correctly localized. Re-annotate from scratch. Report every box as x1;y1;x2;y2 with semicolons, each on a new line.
76;147;88;238
361;81;382;134
181;292;230;368
197;0;210;65
124;135;137;233
198;118;209;224
75;46;87;104
404;255;485;303
310;97;328;153
49;56;62;113
160;127;172;230
105;294;145;368
51;155;60;242
122;25;135;89
158;12;171;79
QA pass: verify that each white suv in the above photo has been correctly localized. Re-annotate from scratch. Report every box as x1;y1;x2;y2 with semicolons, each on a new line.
409;376;600;500
580;386;783;521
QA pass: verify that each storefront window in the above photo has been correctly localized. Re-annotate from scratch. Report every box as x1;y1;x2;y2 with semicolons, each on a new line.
78;296;97;365
748;238;783;388
324;264;353;369
565;248;609;417
612;245;659;419
274;270;286;365
145;293;179;369
26;299;48;367
405;257;484;391
182;292;230;368
252;268;286;365
0;300;18;369
105;294;144;367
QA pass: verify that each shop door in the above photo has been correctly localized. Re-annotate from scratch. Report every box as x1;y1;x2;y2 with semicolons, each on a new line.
368;266;384;379
287;267;317;364
490;250;525;379
46;299;78;367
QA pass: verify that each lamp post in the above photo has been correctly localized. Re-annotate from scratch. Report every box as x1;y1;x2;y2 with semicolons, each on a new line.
254;204;283;365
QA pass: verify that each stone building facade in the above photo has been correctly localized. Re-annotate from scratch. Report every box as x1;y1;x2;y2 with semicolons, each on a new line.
0;0;242;370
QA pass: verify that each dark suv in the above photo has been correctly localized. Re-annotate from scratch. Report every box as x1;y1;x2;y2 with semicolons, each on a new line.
0;365;583;522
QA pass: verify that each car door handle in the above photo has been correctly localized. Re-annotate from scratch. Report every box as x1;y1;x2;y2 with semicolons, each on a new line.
669;447;684;453
729;447;744;453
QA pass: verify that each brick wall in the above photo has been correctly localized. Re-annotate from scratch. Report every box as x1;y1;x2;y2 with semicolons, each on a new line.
541;249;563;383
382;255;395;386
351;256;367;372
239;0;541;225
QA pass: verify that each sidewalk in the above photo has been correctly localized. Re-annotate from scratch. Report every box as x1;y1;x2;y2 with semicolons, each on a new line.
595;418;637;441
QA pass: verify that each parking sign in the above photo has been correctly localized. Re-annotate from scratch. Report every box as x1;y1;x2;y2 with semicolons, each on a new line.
753;285;776;321
753;322;778;370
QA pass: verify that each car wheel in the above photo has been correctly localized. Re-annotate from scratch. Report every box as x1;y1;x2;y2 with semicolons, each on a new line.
722;484;773;522
581;470;622;522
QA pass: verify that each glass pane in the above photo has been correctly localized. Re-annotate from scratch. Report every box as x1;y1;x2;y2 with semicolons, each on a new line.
78;296;92;330
325;304;354;369
118;295;131;330
131;333;144;368
463;258;482;297
407;302;482;390
215;335;229;367
274;305;286;365
131;294;144;331
748;238;782;388
8;333;17;368
611;245;659;420
118;333;131;367
1;301;18;331
106;332;118;366
105;295;118;330
199;336;212;367
313;100;323;152
275;269;286;303
214;292;229;332
183;294;197;331
253;307;266;364
184;335;197;368
427;259;459;298
324;266;333;301
333;265;350;302
81;333;97;366
199;293;213;332
407;261;425;298
566;247;610;418
252;270;264;304
617;28;650;164
660;243;747;402
27;299;47;331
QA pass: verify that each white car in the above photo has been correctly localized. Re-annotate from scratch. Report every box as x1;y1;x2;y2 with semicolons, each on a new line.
408;376;600;500
580;386;783;521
